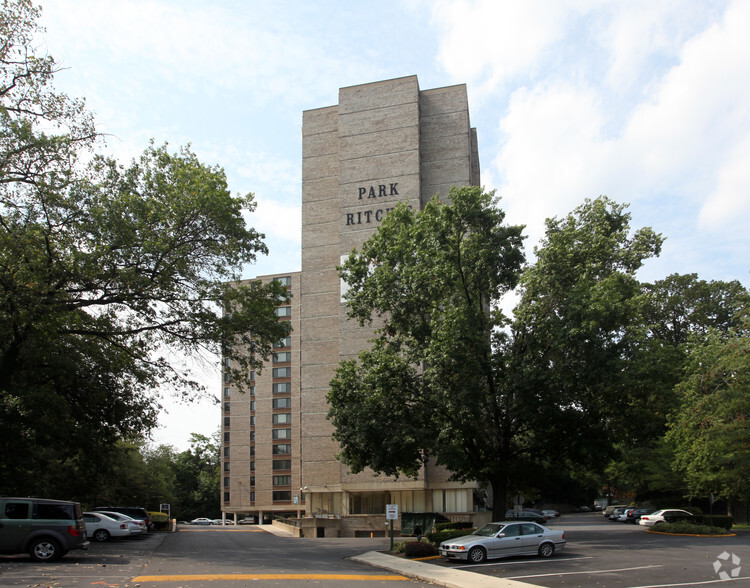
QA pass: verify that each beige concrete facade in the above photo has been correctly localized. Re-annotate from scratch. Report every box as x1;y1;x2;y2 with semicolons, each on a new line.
223;76;483;534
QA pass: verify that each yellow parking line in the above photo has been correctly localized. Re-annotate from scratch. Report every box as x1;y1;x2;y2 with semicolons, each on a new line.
133;573;410;582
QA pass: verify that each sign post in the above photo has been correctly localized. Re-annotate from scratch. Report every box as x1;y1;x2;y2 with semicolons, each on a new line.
385;504;399;550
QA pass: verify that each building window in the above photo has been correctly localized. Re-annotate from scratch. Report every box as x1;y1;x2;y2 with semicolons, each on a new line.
224;402;230;413
250;492;255;502
224;462;230;472
273;476;291;486
274;306;292;318
249;386;255;396
250;431;255;441
250;446;255;456
273;398;291;409
272;367;291;378
224;432;230;443
272;459;292;470
272;413;292;424
272;443;291;455
250;476;255;486
274;336;292;348
250;401;255;411
224;387;230;397
224;417;230;427
250;461;255;471
224;492;230;503
224;357;231;367
273;352;291;363
273;491;291;502
275;276;292;287
249;371;255;381
272;428;291;440
224;371;230;382
224;477;230;487
273;383;291;394
223;447;230;457
250;415;255;426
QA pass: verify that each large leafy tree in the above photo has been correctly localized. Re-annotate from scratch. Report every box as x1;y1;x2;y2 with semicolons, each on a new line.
329;186;526;520
0;0;288;495
329;193;664;519
666;325;750;506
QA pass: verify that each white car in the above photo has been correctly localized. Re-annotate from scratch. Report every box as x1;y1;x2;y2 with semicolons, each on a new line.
191;517;212;525
95;511;146;535
638;509;693;527
83;512;132;542
439;521;566;563
542;510;559;519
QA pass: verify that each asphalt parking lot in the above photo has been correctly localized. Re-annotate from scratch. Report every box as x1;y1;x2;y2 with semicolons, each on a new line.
423;512;750;587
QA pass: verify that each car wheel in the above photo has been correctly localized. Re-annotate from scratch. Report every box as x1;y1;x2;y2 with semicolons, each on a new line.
467;546;487;564
93;528;111;542
29;537;62;562
538;542;555;558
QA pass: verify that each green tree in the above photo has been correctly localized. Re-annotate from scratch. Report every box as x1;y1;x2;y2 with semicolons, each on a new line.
0;0;288;496
666;325;750;506
329;194;663;519
170;433;221;520
329;186;526;520
610;275;750;500
503;197;662;506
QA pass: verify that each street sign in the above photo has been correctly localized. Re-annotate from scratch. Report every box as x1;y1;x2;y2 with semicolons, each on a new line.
160;503;170;512
386;504;399;520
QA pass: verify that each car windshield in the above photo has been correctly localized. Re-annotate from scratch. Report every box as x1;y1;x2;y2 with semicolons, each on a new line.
473;524;503;537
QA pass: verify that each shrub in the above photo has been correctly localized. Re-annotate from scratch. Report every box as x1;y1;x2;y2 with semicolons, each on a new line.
652;522;730;535
427;528;474;546
435;521;474;532
149;511;171;531
693;515;733;530
404;540;437;558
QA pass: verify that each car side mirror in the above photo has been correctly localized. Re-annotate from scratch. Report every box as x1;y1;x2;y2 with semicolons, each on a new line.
496;533;506;538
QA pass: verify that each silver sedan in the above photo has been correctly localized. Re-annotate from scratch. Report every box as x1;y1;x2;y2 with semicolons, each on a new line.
439;521;566;563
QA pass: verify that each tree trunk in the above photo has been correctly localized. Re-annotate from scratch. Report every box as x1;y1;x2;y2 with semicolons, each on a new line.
490;473;509;521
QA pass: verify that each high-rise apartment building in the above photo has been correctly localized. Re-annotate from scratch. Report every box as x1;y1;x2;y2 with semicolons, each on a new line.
222;76;483;535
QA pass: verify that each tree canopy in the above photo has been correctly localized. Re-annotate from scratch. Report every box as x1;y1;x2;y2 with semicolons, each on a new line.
0;0;287;496
328;190;677;518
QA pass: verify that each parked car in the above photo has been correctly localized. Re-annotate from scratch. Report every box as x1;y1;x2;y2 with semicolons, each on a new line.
504;509;547;524
93;506;152;532
439;521;566;563
191;517;212;525
602;505;625;518
626;508;655;524
542;509;560;519
613;507;632;522
83;512;131;542
0;497;89;561
238;517;256;525
638;509;693;527
94;510;146;535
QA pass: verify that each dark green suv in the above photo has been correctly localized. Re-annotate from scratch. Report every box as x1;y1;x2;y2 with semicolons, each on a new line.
0;497;89;561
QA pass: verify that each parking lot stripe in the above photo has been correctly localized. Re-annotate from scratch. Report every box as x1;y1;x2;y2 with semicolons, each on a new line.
132;573;411;582
628;576;750;588
508;564;663;580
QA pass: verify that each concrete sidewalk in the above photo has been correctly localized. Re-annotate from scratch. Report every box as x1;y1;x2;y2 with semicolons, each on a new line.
351;551;540;588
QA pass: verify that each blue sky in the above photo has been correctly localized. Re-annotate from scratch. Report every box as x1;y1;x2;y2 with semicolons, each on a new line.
36;0;749;449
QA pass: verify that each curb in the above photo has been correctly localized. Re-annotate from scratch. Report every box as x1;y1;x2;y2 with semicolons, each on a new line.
351;551;540;588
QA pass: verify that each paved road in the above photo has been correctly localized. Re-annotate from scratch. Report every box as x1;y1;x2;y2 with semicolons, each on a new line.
427;512;750;587
0;525;433;587
1;514;749;587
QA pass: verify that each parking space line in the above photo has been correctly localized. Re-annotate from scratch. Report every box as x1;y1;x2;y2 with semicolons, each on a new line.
628;576;750;588
508;563;663;580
